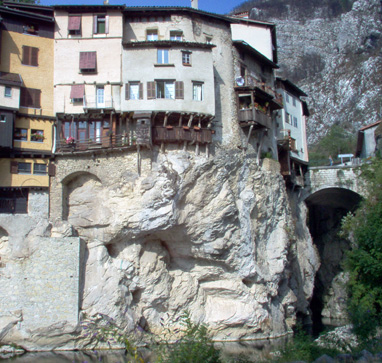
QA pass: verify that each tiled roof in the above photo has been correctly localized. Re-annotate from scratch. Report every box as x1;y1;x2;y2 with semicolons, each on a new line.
0;72;22;87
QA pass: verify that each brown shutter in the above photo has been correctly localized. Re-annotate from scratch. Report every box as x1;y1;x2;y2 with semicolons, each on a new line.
31;47;38;66
175;81;184;99
139;83;143;100
48;163;56;177
10;161;18;174
70;84;85;99
125;83;129;100
68;16;81;31
32;89;41;108
147;81;156;99
22;46;30;65
79;52;96;70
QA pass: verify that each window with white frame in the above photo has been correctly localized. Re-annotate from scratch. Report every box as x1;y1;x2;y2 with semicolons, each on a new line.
147;29;158;41
4;87;11;98
157;49;169;64
182;51;191;66
192;82;203;101
94;14;107;34
128;82;141;100
170;31;183;41
285;112;291;124
156;81;175;99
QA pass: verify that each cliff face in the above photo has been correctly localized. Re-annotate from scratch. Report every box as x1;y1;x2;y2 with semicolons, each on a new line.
250;0;382;143
0;150;319;349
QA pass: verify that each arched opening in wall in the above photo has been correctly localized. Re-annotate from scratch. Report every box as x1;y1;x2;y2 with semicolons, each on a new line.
305;187;362;336
62;171;103;222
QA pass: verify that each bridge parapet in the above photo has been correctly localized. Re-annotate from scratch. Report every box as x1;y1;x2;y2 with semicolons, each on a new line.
304;165;366;199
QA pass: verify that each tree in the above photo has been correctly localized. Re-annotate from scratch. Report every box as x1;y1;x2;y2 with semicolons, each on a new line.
341;157;382;341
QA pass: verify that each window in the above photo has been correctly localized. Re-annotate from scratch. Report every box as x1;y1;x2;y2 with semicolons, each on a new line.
0;189;28;214
285;112;291;124
70;84;85;102
31;129;44;142
293;116;298;128
33;163;47;175
79;52;97;73
170;31;182;41
285;93;290;103
14;128;28;141
292;97;296;106
96;86;105;108
18;162;31;174
68;16;81;35
157;49;169;64
0;115;6;123
182;51;191;66
23;24;38;35
147;29;158;41
126;82;143;100
193;82;203;101
20;87;41;108
93;14;108;34
4;87;11;98
156;81;174;99
206;36;212;44
290;138;297;151
22;46;38;66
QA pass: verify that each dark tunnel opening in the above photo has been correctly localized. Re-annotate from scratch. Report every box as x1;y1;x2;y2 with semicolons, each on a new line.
305;188;362;336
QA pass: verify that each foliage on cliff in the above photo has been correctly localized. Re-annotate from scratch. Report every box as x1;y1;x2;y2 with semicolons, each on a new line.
341;158;382;340
309;125;356;166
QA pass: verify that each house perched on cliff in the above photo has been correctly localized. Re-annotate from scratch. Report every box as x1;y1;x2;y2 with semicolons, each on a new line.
355;120;382;159
0;2;55;215
276;77;309;187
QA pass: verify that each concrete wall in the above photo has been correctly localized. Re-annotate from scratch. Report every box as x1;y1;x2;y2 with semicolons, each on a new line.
231;22;274;61
0;84;20;109
122;46;215;115
0;237;83;332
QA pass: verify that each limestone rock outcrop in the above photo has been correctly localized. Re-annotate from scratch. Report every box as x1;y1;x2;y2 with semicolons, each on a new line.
0;150;319;349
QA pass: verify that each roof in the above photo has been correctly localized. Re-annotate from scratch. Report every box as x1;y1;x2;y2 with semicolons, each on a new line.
233;40;279;69
53;5;125;11
0;5;54;22
359;120;381;131
123;40;215;49
276;77;308;97
0;72;22;87
123;6;235;24
228;15;275;28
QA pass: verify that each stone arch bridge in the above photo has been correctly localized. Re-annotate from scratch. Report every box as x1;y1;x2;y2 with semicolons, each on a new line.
302;165;366;210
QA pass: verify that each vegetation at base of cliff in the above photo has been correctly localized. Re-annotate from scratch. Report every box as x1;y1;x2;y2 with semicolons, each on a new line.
341;157;382;341
308;124;357;166
232;0;355;19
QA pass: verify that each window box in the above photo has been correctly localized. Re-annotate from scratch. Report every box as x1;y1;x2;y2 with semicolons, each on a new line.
31;129;44;142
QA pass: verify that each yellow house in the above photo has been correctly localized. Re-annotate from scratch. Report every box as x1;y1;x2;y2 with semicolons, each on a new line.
0;4;55;212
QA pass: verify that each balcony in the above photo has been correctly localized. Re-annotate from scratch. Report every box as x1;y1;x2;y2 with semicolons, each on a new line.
152;126;213;144
57;133;136;153
83;96;114;110
238;108;272;129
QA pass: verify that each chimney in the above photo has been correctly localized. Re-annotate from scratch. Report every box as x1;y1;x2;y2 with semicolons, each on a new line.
191;0;198;9
104;0;109;4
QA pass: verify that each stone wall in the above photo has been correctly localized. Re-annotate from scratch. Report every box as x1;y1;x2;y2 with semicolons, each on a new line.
0;237;83;349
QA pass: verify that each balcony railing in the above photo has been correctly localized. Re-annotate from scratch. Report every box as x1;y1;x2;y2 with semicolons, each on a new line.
83;96;114;110
57;133;135;153
238;108;272;129
152;126;213;144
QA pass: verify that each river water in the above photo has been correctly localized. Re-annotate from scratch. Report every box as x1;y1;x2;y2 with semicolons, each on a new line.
2;338;290;362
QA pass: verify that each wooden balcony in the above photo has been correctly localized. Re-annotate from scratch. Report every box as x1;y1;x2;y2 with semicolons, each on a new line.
152;126;213;144
238;108;272;129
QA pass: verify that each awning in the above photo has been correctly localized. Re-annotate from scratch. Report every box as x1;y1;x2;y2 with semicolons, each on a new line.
70;84;84;99
68;16;81;31
79;52;96;69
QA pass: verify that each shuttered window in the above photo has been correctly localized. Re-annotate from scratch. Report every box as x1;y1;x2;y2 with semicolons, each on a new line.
68;16;81;35
126;82;143;100
93;15;109;34
20;87;41;108
147;81;156;99
79;52;97;73
175;81;184;99
22;46;38;67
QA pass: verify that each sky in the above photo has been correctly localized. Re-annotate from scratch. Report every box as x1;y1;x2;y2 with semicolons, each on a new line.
38;0;246;15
